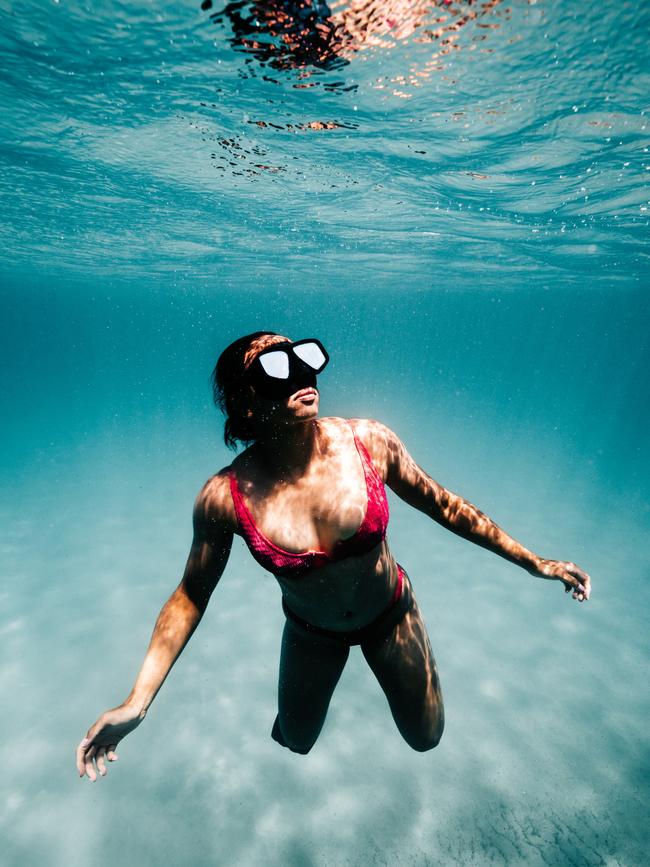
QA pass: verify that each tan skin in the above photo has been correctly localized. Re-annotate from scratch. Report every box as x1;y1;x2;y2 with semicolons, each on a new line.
76;334;592;779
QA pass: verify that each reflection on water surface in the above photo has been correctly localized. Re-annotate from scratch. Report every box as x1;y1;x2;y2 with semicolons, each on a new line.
205;0;507;90
0;0;647;284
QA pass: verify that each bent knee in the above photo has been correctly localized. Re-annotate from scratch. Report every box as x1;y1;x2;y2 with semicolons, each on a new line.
288;741;314;755
409;732;443;752
271;715;316;755
276;734;315;755
405;718;444;752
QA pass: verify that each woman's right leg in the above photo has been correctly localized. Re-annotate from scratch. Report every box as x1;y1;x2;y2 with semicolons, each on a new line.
273;618;350;754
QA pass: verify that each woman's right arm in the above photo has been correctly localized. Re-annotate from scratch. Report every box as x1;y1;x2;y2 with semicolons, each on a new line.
76;475;234;781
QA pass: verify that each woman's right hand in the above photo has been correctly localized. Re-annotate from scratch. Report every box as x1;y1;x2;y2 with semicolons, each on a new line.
76;703;145;781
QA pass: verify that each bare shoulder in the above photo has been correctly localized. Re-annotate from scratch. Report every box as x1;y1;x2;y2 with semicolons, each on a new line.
317;415;382;441
347;418;402;476
319;416;392;438
347;417;394;440
193;466;237;533
348;417;399;447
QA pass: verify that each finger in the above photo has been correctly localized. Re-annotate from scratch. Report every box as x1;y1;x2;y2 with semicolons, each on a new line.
563;572;584;592
85;746;98;782
575;582;588;601
572;582;590;602
563;576;583;601
107;744;118;762
96;746;107;777
567;566;592;599
76;737;91;777
569;581;582;598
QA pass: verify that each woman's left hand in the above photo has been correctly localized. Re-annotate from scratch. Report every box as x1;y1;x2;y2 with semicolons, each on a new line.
536;559;592;602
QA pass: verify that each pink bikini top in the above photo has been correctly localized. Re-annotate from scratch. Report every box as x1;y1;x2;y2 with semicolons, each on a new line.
229;424;389;579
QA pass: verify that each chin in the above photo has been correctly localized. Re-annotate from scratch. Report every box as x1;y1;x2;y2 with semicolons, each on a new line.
293;400;319;419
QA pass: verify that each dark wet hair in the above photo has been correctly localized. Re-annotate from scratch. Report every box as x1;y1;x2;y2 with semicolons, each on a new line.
211;331;278;450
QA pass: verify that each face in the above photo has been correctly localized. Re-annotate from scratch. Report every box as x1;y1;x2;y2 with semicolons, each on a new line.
243;334;321;429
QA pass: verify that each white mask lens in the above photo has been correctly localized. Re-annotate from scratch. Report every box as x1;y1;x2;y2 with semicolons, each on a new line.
293;342;326;371
259;350;290;379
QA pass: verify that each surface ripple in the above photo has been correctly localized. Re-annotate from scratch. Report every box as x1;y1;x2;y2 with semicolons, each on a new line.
0;0;647;287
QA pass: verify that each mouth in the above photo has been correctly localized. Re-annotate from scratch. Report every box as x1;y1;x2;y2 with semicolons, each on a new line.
293;387;318;403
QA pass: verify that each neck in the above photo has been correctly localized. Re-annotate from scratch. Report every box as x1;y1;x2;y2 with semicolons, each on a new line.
255;419;319;478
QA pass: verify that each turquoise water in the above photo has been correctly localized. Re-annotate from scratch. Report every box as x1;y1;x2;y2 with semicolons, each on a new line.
1;1;649;865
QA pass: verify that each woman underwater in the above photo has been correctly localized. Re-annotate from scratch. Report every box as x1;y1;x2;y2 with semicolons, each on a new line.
76;331;592;780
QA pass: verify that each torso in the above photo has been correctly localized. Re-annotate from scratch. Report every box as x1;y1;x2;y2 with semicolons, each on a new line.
223;417;399;630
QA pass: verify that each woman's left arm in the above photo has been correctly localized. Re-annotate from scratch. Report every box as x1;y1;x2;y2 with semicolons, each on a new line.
357;420;591;603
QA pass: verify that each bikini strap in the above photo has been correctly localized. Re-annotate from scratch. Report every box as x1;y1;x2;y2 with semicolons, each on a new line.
347;421;389;537
229;469;255;534
347;420;381;480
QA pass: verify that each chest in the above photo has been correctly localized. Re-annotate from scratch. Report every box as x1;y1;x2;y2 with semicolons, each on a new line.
242;450;369;554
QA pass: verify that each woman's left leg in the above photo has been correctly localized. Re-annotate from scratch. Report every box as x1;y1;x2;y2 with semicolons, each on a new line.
361;583;444;752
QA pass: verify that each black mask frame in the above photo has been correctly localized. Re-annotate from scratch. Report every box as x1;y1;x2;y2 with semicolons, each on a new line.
247;338;329;400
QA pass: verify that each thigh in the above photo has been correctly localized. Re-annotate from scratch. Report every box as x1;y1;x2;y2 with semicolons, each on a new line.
277;618;350;752
361;587;444;751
